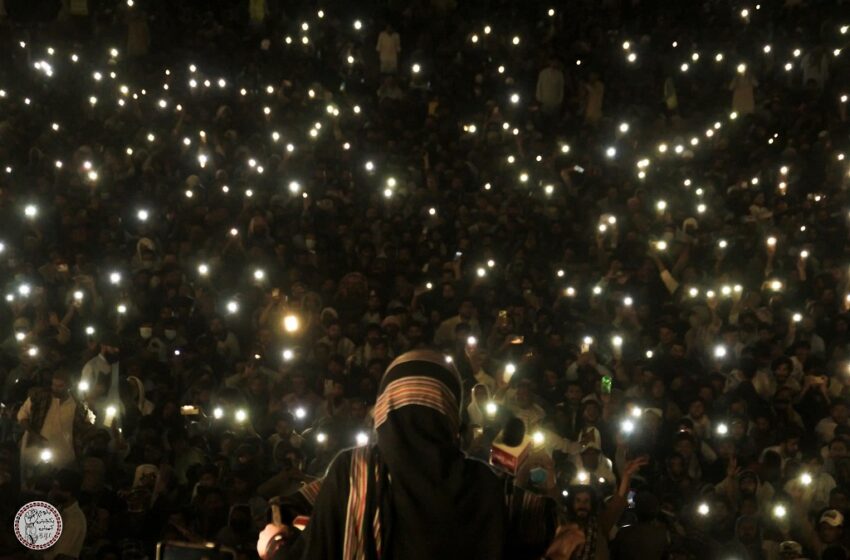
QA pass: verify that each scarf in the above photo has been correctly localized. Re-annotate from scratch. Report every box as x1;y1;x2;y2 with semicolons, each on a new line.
302;350;510;560
576;516;599;560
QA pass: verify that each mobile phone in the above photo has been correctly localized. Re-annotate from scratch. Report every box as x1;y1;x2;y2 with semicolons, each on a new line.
627;490;636;507
573;165;585;174
180;405;200;416
601;375;612;394
510;335;524;345
455;251;463;258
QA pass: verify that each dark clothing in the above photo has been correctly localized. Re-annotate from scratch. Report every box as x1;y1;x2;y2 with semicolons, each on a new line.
611;521;669;560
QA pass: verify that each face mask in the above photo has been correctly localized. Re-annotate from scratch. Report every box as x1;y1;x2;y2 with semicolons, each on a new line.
164;329;177;340
139;327;153;339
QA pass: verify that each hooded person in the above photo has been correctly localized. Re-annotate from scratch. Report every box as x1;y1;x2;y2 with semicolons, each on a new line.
258;349;574;560
127;376;155;416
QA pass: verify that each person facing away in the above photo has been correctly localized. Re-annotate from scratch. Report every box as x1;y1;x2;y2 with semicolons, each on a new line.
258;349;585;560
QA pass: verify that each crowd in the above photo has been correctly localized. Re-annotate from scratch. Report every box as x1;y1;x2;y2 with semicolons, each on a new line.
1;0;850;558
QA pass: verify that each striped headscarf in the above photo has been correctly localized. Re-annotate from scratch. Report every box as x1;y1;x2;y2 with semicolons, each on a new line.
342;350;465;560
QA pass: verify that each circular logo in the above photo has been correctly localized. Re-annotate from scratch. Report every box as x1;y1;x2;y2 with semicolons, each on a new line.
13;501;62;550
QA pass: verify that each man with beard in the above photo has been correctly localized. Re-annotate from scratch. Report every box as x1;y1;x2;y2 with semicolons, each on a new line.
80;331;122;400
17;371;94;484
566;456;648;560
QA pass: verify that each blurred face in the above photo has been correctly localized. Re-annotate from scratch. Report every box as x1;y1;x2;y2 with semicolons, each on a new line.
573;492;592;519
566;385;582;404
818;523;842;544
51;377;69;399
784;438;800;456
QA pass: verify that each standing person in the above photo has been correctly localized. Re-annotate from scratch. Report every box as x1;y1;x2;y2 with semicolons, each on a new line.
17;371;93;484
536;58;565;115
80;332;121;402
376;24;401;74
257;350;581;559
730;68;758;116
565;456;648;560
44;469;87;560
584;73;605;124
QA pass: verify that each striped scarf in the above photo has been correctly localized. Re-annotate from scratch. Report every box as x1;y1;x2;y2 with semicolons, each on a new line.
342;374;460;560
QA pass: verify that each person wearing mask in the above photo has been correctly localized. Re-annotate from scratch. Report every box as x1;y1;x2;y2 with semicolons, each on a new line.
80;332;121;400
257;350;584;559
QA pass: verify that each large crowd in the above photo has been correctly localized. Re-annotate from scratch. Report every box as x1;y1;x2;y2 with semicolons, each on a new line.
2;0;850;558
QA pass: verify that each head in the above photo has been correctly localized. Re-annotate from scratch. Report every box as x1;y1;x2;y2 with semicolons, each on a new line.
51;371;70;399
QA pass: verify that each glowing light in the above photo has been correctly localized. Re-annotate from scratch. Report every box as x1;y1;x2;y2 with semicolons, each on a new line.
226;301;239;314
284;314;300;332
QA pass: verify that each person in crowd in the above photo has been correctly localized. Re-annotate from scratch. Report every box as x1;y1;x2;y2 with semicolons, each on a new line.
0;1;849;559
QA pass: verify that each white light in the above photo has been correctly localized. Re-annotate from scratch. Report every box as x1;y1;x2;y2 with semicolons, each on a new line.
715;52;724;62
27;346;39;357
485;401;498;417
577;471;589;483
716;423;728;436
512;36;520;45
714;345;727;359
284;314;300;332
412;63;421;73
282;349;294;361
737;63;747;74
592;286;602;295
763;44;772;54
656;240;668;251
294;407;307;420
78;380;90;393
40;449;53;462
73;290;84;301
356;432;369;446
253;269;265;281
612;335;624;347
793;48;802;57
18;284;31;296
773;504;787;518
698;503;710;516
137;209;149;221
106;405;117;417
656;200;667;212
627;52;637;63
213;407;224;419
510;93;520;104
288;181;301;194
226;301;239;314
680;63;689;72
697;203;707;214
117;304;128;314
198;263;209;276
24;205;38;218
532;431;545;445
801;472;813;486
621;419;635;434
605;146;616;158
316;432;327;443
353;20;362;30
766;236;777;247
619;122;629;133
235;409;248;422
565;286;576;297
793;313;803;323
85;326;95;336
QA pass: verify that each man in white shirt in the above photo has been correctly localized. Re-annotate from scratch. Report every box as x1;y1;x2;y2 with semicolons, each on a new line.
18;372;92;484
536;59;565;115
376;24;401;74
508;381;546;430
80;332;121;400
815;401;850;445
45;469;87;560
